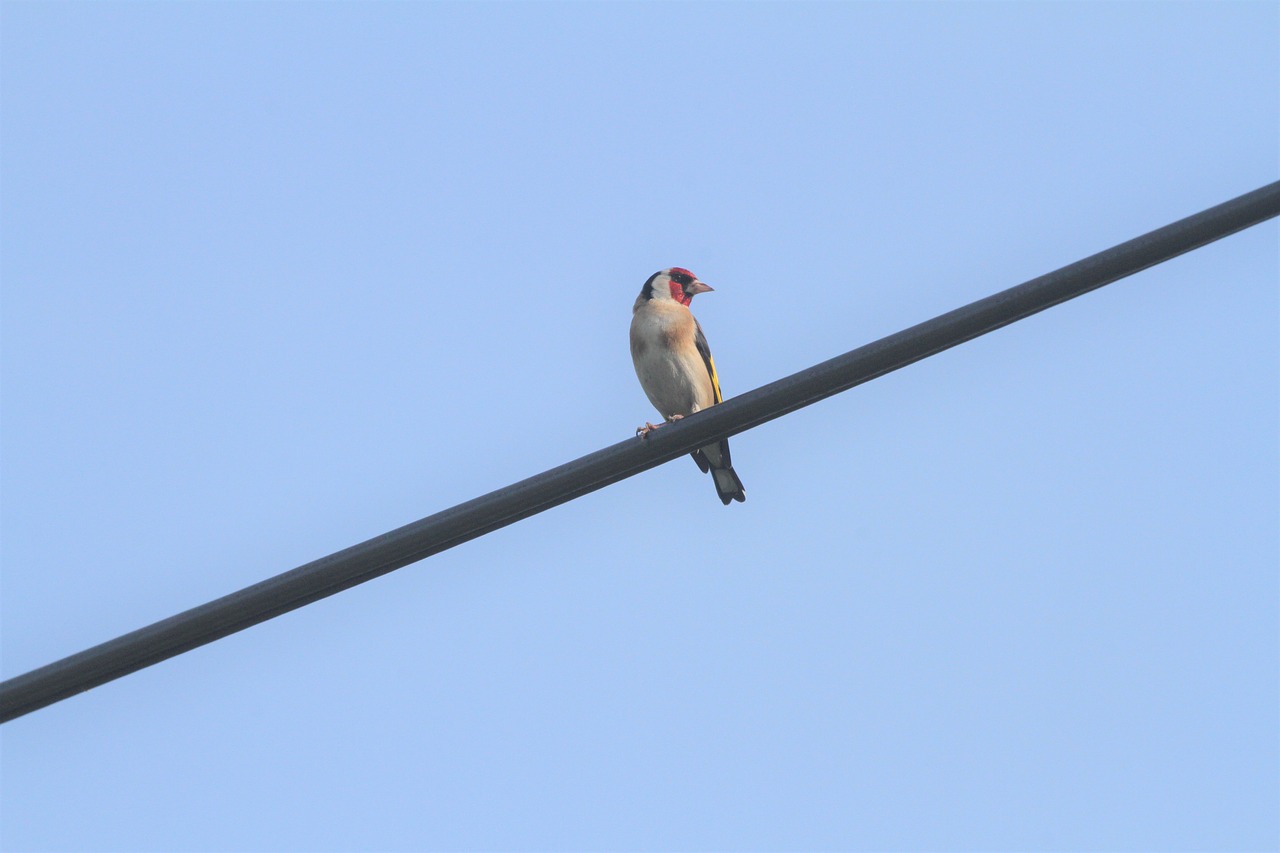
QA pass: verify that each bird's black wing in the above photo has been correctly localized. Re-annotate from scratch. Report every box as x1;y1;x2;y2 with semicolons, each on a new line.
693;320;723;405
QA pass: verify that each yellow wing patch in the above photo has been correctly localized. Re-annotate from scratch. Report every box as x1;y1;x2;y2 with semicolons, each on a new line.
707;353;723;404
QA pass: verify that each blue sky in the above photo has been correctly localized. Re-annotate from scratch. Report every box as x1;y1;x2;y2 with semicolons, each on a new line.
2;2;1276;850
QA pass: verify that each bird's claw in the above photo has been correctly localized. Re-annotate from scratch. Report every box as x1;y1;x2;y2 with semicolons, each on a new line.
637;414;685;440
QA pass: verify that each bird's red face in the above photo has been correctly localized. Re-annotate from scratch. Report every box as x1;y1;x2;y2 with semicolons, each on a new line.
665;268;714;306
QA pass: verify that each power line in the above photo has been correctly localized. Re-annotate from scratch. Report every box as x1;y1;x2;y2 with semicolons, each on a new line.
2;181;1277;724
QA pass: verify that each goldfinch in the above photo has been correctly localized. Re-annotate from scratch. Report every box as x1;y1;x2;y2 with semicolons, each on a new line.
630;267;746;505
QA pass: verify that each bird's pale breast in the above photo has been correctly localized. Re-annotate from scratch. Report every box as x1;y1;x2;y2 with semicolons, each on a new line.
630;302;715;419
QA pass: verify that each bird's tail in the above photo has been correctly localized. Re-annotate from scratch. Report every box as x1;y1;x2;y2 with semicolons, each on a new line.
691;438;746;505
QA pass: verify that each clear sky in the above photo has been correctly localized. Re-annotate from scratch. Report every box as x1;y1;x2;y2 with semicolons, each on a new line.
2;2;1277;851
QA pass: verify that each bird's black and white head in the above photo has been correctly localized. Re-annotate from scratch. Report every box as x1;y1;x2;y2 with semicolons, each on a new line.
635;267;714;309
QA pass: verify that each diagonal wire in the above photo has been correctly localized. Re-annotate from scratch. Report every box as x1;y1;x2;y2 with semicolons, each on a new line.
3;181;1277;724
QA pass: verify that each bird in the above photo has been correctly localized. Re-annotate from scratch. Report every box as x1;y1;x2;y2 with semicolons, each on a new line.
630;267;746;505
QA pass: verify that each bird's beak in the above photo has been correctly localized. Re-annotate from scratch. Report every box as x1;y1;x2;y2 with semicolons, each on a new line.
689;280;714;295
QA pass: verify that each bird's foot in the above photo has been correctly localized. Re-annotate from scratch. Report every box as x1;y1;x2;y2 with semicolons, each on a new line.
637;415;684;440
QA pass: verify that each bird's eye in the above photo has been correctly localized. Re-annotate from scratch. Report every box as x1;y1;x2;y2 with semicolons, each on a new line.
671;272;691;285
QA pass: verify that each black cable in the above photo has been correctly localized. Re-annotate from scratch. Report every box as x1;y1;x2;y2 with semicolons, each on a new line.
3;181;1277;724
